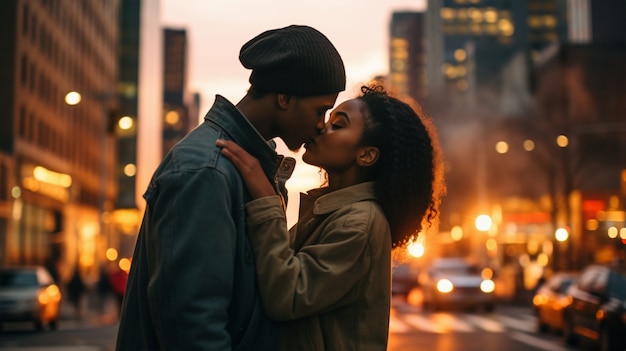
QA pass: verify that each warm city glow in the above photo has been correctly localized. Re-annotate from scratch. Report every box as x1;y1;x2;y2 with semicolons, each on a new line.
607;226;618;238
542;240;553;255
586;219;599;231
485;238;497;252
495;141;509;154
480;279;495;293
33;166;72;188
523;139;535;151
484;9;498;23
106;248;119;261
537;253;549;267
621;228;626;239
119;258;132;273
407;240;425;258
498;18;514;36
556;135;569;147
454;48;467;61
437;279;454;293
165;110;180;125
118;116;134;130
11;186;21;199
527;239;539;255
481;267;493;279
450;225;463;241
124;163;137;177
555;227;569;242
64;91;81;105
475;214;493;231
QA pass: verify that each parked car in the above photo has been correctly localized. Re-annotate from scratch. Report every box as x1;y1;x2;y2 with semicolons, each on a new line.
532;271;578;333
419;257;495;311
0;266;62;330
563;263;626;351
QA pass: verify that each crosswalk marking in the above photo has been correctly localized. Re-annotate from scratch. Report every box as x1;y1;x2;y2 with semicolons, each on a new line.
388;316;411;333
431;313;475;333
403;314;440;333
389;309;536;334
462;314;506;332
496;314;536;333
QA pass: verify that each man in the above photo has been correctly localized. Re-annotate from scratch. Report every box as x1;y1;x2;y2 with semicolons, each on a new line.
116;25;345;350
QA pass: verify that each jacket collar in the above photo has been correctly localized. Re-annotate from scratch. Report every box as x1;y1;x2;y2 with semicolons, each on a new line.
204;95;292;180
301;182;377;216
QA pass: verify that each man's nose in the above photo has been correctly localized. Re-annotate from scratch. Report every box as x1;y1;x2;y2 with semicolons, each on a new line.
316;119;326;133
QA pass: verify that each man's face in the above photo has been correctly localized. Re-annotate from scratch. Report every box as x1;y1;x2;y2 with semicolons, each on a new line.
278;93;338;151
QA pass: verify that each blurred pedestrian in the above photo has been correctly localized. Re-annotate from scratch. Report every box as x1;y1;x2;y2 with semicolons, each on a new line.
217;84;445;350
109;266;128;313
67;266;85;319
116;24;346;351
96;265;111;313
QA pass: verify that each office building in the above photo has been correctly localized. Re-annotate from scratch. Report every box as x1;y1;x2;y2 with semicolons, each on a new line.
162;28;193;157
0;0;120;280
389;11;426;102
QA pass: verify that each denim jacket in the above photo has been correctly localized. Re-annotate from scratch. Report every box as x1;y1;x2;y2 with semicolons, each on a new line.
116;95;293;351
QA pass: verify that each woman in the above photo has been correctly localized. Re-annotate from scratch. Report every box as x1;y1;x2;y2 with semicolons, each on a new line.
216;85;445;350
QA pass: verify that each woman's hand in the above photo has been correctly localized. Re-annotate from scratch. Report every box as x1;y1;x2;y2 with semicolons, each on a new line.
216;139;276;199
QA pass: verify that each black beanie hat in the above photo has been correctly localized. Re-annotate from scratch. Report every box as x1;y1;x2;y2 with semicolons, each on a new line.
239;25;346;97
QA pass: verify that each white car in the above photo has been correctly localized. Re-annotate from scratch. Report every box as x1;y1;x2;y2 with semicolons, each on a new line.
420;258;495;311
0;266;62;330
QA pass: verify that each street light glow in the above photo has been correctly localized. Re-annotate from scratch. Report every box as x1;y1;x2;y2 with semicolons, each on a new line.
556;135;569;147
555;227;569;241
523;139;535;151
64;91;82;105
450;225;463;241
495;141;509;154
475;214;492;231
118;116;134;130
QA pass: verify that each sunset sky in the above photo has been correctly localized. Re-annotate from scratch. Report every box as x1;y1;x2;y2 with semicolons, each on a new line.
160;0;427;225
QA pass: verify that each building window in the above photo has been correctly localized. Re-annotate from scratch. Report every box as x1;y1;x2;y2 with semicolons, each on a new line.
20;55;27;85
22;3;29;35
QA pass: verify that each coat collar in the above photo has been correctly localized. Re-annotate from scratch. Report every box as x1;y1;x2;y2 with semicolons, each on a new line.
204;95;294;182
300;182;377;216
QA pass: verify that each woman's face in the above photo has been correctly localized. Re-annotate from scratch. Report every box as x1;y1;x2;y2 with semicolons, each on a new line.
302;98;368;172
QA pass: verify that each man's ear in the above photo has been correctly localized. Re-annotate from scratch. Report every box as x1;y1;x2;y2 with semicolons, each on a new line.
356;146;379;167
276;94;293;110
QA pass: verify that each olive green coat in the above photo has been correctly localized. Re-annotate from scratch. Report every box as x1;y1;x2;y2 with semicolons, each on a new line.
246;182;392;351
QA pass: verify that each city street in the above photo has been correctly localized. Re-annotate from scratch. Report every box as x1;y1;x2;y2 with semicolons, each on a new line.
0;296;600;351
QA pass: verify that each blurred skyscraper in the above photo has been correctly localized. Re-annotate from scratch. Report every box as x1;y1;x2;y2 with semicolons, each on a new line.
114;0;163;259
0;0;120;280
389;12;426;103
162;28;197;158
412;0;626;270
0;0;166;283
426;0;567;96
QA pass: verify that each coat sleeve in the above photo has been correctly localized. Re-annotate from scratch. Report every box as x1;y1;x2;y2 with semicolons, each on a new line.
245;196;375;321
146;168;238;350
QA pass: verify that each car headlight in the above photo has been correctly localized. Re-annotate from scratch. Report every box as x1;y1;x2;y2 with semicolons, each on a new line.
437;279;454;293
480;279;495;293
